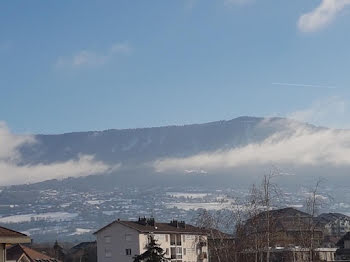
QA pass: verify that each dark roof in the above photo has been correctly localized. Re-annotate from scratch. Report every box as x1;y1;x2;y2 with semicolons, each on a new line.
70;241;96;254
245;207;324;233
95;220;209;235
0;226;28;238
316;213;350;225
7;244;59;262
266;207;310;218
71;241;96;250
247;207;311;224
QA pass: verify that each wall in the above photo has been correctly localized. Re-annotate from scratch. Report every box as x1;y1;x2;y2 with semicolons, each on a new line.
96;223;140;262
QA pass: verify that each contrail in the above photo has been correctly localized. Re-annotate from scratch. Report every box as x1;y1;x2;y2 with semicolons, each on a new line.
272;82;336;89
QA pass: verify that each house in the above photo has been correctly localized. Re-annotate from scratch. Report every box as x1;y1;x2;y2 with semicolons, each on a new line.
315;213;350;245
31;241;66;262
67;242;96;262
241;207;324;248
94;218;209;262
0;226;31;262
6;244;59;262
335;232;350;260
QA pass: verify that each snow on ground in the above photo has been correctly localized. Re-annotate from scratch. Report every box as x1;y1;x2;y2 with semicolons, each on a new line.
166;201;233;211
0;212;78;223
166;192;210;199
69;228;92;236
102;210;118;215
87;200;105;205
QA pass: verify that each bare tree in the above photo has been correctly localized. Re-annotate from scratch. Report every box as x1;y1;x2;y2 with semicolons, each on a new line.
304;178;328;262
194;208;237;262
237;168;284;262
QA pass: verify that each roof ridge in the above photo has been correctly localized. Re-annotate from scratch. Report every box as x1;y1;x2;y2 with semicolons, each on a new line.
0;226;27;237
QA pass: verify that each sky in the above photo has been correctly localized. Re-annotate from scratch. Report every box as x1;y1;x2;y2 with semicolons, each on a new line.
1;0;350;134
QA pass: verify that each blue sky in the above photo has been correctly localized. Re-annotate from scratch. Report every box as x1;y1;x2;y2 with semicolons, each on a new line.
1;0;350;134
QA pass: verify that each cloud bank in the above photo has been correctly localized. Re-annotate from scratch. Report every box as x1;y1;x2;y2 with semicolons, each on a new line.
154;120;350;173
298;0;350;32
288;96;347;128
0;122;118;185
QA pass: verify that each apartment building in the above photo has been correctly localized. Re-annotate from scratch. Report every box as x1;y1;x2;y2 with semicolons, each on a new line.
95;218;209;262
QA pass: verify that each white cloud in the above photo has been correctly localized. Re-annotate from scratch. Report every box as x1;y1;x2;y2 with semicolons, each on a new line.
0;122;118;185
0;122;35;162
298;0;350;32
56;42;132;69
153;119;350;173
288;96;347;128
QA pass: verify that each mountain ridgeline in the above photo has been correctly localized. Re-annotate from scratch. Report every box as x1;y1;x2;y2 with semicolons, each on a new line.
20;117;315;165
16;116;322;188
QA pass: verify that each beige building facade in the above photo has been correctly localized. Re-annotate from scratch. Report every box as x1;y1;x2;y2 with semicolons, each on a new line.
95;219;209;262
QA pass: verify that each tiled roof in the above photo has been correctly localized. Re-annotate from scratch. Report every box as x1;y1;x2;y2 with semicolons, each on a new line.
7;244;59;262
95;220;209;235
0;226;28;238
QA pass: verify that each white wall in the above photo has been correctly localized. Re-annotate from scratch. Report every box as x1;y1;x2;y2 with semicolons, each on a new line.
139;233;208;262
96;223;209;262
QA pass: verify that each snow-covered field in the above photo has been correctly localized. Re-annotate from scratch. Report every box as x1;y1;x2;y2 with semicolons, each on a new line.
166;192;210;199
166;201;233;211
69;228;93;236
0;212;78;223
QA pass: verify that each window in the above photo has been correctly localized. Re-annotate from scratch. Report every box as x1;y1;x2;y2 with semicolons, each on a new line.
104;236;111;243
126;249;132;256
165;248;169;256
170;234;176;245
165;234;169;242
176;234;182;245
105;249;112;257
170;234;182;245
183;235;186;242
171;247;176;259
183;248;186;256
176;247;182;259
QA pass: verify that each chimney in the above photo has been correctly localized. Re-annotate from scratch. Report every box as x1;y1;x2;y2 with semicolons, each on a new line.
138;217;147;225
170;219;179;228
179;221;186;228
147;218;155;226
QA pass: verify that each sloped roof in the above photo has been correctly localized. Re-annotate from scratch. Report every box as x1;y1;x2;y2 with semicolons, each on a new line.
316;213;350;226
245;207;324;233
265;207;310;218
0;226;28;238
71;241;96;251
0;226;31;244
7;244;59;262
95;220;209;235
